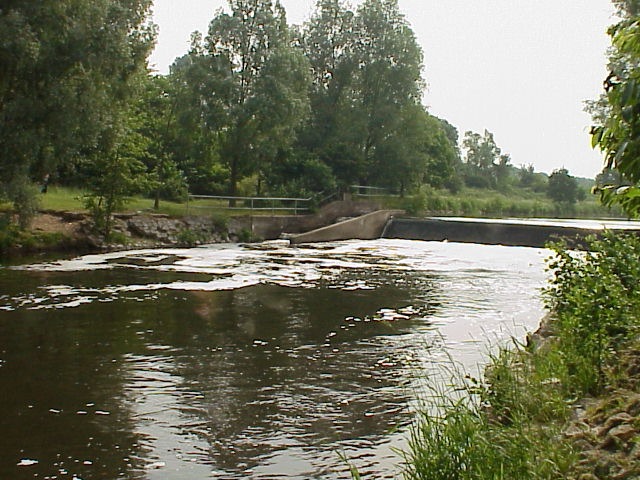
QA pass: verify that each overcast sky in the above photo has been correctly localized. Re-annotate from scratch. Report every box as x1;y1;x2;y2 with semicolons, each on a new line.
149;0;616;179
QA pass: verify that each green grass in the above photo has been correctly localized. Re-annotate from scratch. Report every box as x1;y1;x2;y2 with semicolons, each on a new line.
401;232;640;479
38;186;189;216
381;187;624;219
2;185;624;220
39;186;86;211
34;186;305;217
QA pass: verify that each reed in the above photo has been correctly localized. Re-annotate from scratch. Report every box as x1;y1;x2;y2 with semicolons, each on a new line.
402;232;640;479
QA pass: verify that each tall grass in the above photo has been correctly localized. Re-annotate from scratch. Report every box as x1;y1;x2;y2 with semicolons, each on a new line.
390;187;623;219
402;232;640;479
402;344;576;480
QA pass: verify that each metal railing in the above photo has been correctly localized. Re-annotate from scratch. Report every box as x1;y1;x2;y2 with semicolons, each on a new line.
350;185;394;197
187;194;312;215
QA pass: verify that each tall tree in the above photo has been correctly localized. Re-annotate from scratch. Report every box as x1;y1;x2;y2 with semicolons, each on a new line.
299;0;360;186
299;0;426;190
183;0;310;201
354;0;424;185
168;46;230;195
0;0;155;226
370;105;458;194
462;130;511;190
123;75;188;209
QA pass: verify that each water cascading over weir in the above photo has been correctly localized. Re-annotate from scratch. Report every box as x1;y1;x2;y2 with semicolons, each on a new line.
288;213;640;248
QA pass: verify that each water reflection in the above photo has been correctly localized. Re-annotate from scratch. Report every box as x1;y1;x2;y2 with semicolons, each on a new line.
0;240;549;478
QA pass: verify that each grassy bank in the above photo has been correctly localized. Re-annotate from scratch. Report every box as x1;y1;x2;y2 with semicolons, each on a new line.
386;187;623;219
402;232;640;479
2;185;623;220
34;186;310;217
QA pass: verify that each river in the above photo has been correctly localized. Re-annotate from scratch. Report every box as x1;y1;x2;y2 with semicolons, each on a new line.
0;239;549;479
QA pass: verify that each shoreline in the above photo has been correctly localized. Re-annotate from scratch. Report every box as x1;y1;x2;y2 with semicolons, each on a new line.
1;210;238;261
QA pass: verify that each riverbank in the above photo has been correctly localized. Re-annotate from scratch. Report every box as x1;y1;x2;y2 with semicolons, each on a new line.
0;195;384;258
402;232;640;480
0;211;234;259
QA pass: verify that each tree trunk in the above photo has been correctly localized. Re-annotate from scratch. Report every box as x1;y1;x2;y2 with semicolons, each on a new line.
228;155;238;207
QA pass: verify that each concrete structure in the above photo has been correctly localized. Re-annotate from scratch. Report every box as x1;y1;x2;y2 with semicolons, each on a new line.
382;217;623;248
230;197;383;240
289;210;404;245
289;214;640;248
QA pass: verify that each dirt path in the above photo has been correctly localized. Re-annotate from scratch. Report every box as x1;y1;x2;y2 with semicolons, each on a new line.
31;213;84;238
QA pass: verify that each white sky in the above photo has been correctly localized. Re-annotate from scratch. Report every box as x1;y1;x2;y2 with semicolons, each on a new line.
149;0;616;179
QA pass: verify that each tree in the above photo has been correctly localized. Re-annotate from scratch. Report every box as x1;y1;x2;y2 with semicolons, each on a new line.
0;1;156;227
299;0;360;187
126;75;188;209
595;167;627;187
519;164;548;193
461;130;511;190
298;0;427;191
182;0;310;202
591;4;640;216
168;47;230;195
547;168;579;204
370;105;459;194
354;0;424;185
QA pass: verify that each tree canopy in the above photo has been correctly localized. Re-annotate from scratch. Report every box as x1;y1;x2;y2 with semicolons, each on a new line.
1;0;589;234
0;0;155;226
547;168;580;205
592;1;640;216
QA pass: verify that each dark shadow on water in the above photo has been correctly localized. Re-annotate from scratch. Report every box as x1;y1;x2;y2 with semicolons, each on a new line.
0;265;440;479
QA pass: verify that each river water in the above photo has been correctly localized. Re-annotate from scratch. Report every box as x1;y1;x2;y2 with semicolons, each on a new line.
0;239;549;479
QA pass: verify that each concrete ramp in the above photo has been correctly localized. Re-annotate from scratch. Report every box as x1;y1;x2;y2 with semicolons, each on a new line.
289;210;404;245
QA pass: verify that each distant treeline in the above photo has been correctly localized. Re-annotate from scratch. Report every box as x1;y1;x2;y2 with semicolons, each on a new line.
0;0;596;231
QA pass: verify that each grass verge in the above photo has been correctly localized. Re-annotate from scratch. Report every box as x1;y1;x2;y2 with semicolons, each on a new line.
384;187;623;219
401;232;640;479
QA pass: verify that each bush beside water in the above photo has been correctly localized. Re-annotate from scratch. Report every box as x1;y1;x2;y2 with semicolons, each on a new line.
402;232;640;479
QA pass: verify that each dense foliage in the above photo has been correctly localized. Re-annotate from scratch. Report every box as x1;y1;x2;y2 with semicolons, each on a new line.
545;232;640;393
591;0;640;216
404;232;640;479
0;0;594;236
547;168;582;205
0;0;156;229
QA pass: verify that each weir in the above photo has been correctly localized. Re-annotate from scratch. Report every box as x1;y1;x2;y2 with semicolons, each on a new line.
383;217;640;248
289;213;640;247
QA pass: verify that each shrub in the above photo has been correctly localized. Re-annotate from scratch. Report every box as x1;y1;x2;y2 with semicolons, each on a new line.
401;191;427;215
5;177;40;229
176;228;208;247
403;232;640;478
545;232;640;393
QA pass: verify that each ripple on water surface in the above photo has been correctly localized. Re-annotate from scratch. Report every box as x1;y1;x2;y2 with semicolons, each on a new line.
0;239;550;479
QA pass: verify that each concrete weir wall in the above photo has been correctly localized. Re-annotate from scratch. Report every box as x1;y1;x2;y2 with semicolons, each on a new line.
383;217;603;248
289;210;404;245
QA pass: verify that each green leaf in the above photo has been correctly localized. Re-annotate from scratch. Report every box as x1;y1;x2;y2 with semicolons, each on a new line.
591;126;604;149
618;186;640;198
613;140;629;165
622;80;637;106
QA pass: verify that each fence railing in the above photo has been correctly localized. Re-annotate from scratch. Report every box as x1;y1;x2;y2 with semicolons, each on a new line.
350;185;394;197
187;194;312;215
